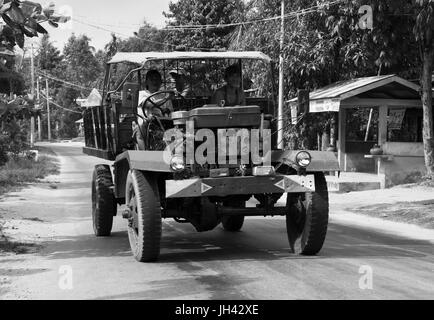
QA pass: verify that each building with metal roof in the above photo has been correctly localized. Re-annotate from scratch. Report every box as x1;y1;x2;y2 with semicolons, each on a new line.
289;75;429;188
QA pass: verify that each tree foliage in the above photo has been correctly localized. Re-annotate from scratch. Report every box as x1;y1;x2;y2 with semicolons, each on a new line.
45;34;101;139
163;0;245;50
233;0;423;149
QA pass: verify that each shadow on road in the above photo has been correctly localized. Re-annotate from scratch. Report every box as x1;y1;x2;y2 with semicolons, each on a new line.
0;268;49;277
93;274;254;300
35;220;432;262
38;231;131;260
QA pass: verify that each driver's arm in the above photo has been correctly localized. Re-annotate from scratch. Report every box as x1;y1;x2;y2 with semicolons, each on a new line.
211;88;225;106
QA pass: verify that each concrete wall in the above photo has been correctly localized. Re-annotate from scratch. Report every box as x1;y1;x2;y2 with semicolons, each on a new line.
382;142;424;156
344;141;376;172
345;153;376;172
382;156;426;187
381;142;425;186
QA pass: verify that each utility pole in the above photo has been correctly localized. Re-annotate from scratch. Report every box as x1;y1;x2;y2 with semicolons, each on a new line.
46;78;51;141
277;0;285;150
30;44;35;147
36;76;41;141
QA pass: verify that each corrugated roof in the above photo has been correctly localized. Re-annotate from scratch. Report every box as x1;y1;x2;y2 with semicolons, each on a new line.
108;51;272;65
288;75;421;103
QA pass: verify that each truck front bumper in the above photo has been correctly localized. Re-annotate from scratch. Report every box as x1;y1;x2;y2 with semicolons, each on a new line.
166;175;315;199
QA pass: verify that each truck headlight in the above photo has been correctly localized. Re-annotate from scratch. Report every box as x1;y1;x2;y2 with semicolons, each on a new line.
170;156;185;172
296;151;312;167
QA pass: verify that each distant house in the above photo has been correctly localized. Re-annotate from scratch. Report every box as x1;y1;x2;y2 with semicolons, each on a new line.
75;118;84;137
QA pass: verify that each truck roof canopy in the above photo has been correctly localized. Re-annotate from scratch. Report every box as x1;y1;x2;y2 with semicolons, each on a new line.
108;51;272;65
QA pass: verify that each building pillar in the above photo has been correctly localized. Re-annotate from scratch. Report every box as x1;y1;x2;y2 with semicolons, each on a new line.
378;105;388;146
338;108;346;171
377;105;388;188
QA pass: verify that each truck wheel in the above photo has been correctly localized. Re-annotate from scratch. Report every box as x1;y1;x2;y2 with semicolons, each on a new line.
125;170;161;262
222;216;245;232
91;165;116;237
286;172;329;255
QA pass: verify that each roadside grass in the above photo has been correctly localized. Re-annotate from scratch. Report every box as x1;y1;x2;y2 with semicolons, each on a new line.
0;147;60;196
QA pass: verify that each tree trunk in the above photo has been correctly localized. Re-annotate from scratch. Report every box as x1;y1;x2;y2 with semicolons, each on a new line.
421;49;434;178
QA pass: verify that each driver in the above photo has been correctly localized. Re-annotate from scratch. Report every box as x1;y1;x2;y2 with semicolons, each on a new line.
137;70;173;123
211;64;246;107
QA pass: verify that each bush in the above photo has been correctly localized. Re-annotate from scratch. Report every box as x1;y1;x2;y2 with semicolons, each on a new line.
0;121;29;166
0;134;9;166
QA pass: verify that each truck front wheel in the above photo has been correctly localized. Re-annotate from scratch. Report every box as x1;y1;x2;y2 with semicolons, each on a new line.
125;170;162;262
286;172;329;255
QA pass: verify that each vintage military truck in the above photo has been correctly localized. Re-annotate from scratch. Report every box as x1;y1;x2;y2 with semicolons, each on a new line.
83;51;339;262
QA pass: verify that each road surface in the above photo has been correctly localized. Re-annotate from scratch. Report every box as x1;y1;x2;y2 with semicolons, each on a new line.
0;142;433;300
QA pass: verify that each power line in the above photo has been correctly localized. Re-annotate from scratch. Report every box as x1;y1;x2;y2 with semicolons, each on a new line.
73;0;345;32
72;18;212;51
162;0;345;30
37;70;91;92
72;18;177;48
40;92;82;114
71;0;345;49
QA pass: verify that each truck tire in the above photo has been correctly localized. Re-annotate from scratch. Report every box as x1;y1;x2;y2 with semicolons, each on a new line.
91;165;116;237
125;170;161;262
222;216;245;232
286;172;329;255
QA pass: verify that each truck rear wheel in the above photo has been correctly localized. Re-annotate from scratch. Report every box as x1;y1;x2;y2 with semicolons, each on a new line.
125;170;161;262
286;172;329;255
91;165;116;237
222;216;245;232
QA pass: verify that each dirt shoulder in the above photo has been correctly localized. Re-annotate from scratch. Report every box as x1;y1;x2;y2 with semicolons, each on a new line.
0;146;60;255
330;183;434;229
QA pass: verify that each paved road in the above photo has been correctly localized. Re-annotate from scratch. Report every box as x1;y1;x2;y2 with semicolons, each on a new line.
0;142;433;300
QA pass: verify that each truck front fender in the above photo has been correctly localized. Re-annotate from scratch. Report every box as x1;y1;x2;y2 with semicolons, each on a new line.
113;150;171;199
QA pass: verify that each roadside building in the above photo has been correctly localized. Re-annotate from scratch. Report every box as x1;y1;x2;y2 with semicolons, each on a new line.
288;74;434;188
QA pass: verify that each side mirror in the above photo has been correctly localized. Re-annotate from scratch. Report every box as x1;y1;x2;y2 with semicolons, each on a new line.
122;82;139;109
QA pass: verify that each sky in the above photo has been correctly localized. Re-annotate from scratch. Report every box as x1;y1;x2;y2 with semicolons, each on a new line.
33;0;173;51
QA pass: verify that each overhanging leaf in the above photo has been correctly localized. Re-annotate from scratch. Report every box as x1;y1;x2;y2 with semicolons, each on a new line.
14;31;24;48
21;1;43;16
36;23;47;34
48;20;58;28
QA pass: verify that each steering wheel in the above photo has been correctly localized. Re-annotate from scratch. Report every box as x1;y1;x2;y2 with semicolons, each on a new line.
141;90;176;118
